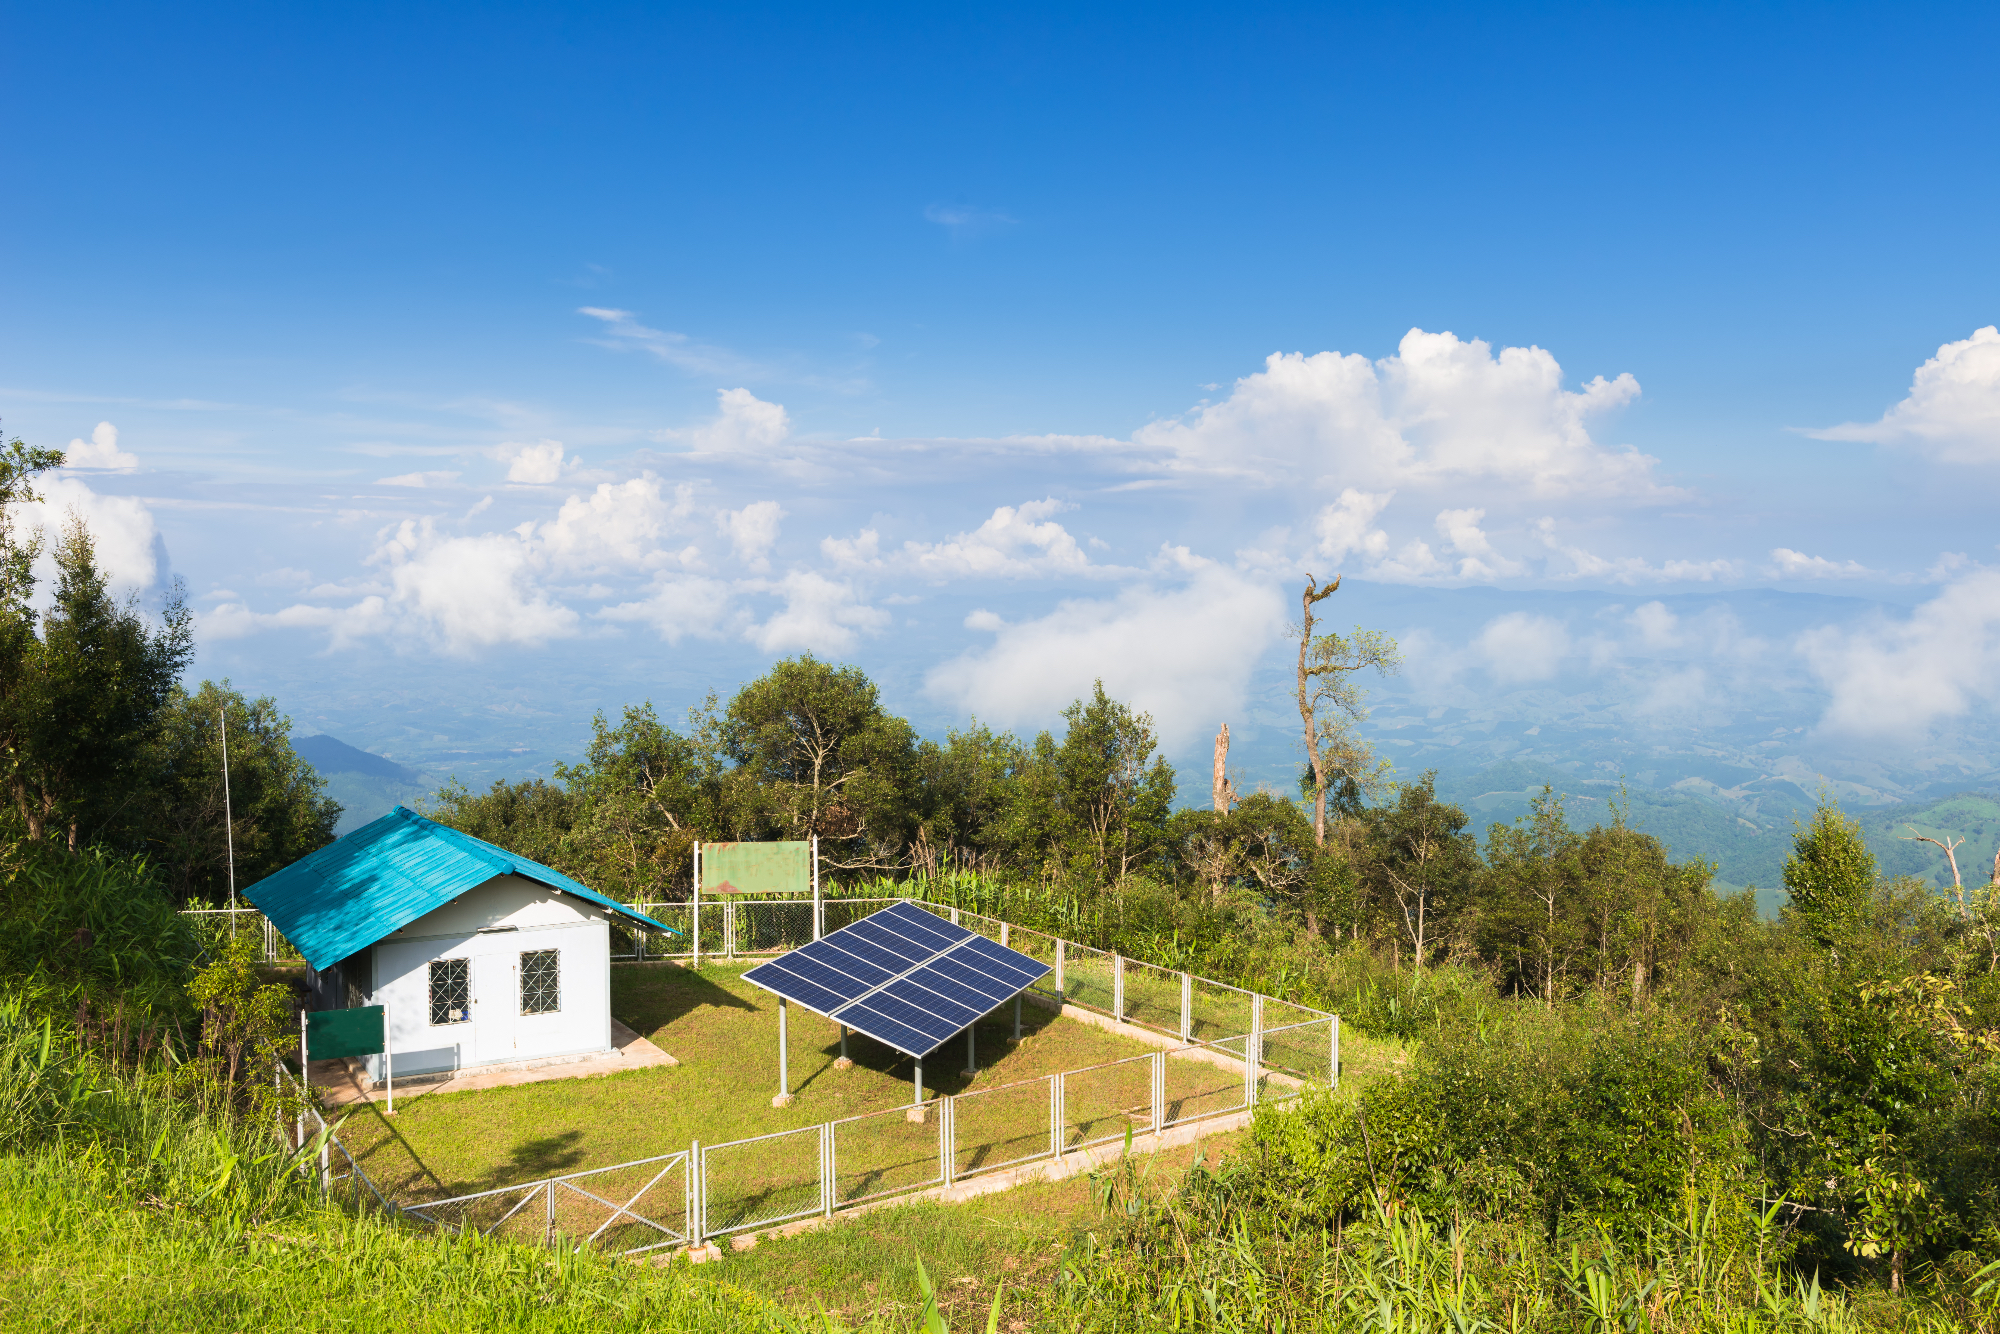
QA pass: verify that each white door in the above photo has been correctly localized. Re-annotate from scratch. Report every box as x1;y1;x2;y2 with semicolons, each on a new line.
474;951;516;1063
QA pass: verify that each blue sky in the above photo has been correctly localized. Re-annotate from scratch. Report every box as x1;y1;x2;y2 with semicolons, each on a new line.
5;1;2000;813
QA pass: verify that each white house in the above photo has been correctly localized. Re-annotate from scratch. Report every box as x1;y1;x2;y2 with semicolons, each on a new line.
246;805;680;1082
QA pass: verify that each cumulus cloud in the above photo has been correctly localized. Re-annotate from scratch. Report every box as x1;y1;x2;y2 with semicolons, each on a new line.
1808;327;2000;463
1474;612;1571;683
13;475;163;594
1800;569;2000;736
719;500;784;571
923;203;1017;234
499;441;570;485
371;520;581;649
666;388;791;453
1434;508;1525;579
744;571;889;654
1769;548;1873;580
64;422;138;471
924;556;1287;750
1134;328;1658;499
823;499;1113;581
1312;489;1392;564
598;574;736;644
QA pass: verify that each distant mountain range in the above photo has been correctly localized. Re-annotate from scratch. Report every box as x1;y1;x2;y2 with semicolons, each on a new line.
293;734;428;835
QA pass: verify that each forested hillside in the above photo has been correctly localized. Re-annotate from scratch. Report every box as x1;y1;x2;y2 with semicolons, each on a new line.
6;434;2000;1328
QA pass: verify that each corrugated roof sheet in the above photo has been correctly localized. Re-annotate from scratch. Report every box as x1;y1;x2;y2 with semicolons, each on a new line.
244;805;682;970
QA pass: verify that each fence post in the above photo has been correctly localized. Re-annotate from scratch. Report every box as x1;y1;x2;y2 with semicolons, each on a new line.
939;1097;953;1186
692;845;702;969
1113;954;1125;1023
1055;939;1066;1001
812;834;822;941
690;1141;703;1244
1152;1050;1164;1135
1180;973;1191;1042
1053;1072;1065;1158
1332;1015;1341;1090
949;905;960;926
999;921;1009;947
1248;995;1264;1107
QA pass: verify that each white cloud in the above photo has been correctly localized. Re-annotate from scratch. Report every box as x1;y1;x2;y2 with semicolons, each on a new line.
822;499;1111;581
376;470;461;487
1434;507;1525;579
1533;519;1738;584
744;571;889;655
1134;328;1658;499
1808;327;2000;463
529;477;694;575
371;520;580;650
598;575;736;644
1628;601;1679;648
1799;569;2000;736
924;558;1287;750
1312;488;1392;564
923;203;1017;233
64;422;138;471
718;500;785;571
499;441;569;485
1474;612;1571;683
668;388;791;453
13;474;163;594
1769;547;1873;580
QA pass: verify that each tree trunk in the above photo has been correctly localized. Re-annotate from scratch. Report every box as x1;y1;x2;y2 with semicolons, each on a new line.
1297;576;1338;847
1212;723;1236;813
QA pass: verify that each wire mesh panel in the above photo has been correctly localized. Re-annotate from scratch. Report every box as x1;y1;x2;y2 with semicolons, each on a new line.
995;925;1062;1000
1263;997;1329;1030
1258;1018;1332;1092
1120;959;1183;1036
1161;1045;1252;1127
832;1103;945;1206
405;1181;553;1243
702;1125;822;1235
1187;977;1256;1047
611;903;694;960
1062;1052;1156;1150
553;1155;691;1253
1061;943;1117;1016
730;900;819;955
952;1075;1055;1180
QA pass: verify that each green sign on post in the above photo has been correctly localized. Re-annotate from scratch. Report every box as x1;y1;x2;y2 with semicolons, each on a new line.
700;841;810;895
301;1004;396;1114
305;1005;384;1060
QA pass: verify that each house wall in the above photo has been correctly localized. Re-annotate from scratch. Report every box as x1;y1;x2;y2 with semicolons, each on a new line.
361;875;614;1080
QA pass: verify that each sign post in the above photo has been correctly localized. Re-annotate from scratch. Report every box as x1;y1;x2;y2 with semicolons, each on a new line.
303;1004;393;1114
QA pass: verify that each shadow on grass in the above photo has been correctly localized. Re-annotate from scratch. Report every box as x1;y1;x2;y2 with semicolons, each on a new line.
611;963;757;1034
796;1005;1062;1101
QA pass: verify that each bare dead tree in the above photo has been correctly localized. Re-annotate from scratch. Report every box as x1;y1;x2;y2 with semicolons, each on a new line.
1904;825;1969;919
1211;722;1238;813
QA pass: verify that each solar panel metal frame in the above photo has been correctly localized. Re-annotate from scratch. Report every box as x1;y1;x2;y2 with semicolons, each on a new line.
742;902;1053;1058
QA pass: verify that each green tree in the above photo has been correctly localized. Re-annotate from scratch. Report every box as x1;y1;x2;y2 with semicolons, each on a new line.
1293;575;1400;844
1785;797;1877;946
721;656;921;869
2;519;192;848
1005;682;1175;889
1361;773;1479;971
555;701;727;900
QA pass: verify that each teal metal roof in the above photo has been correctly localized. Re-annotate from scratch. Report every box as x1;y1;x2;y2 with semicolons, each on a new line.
244;805;683;970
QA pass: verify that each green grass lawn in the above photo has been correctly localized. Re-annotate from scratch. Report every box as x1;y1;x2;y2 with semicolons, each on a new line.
334;963;1251;1217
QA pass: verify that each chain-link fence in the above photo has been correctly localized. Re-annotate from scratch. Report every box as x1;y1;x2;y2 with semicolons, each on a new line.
402;1151;692;1255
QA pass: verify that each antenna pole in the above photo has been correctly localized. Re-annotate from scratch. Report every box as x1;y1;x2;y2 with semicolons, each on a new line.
221;708;237;935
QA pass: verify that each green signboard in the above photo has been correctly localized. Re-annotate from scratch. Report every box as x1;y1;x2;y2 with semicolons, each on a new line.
305;1005;385;1061
700;841;810;895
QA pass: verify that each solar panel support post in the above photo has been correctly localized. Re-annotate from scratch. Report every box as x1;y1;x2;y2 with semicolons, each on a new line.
772;998;792;1106
1012;994;1022;1041
962;1025;976;1077
913;1056;924;1108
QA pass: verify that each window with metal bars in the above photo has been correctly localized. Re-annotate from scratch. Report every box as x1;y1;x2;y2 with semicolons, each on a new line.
429;957;469;1025
519;949;560;1015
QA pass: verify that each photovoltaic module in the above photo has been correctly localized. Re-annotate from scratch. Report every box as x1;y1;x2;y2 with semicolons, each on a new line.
741;901;1052;1058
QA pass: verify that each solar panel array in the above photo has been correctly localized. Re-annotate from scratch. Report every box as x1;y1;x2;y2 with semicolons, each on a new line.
742;901;1051;1058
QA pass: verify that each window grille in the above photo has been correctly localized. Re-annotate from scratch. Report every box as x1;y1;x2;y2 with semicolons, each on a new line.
520;949;560;1015
429;958;470;1025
